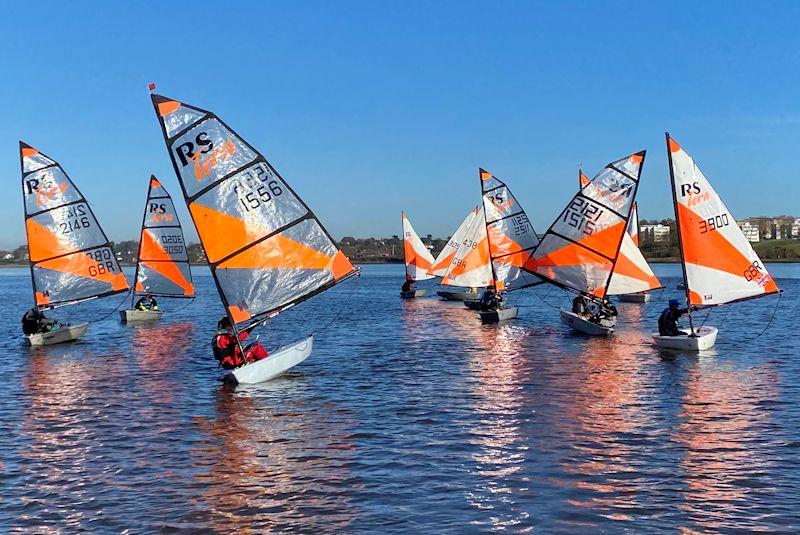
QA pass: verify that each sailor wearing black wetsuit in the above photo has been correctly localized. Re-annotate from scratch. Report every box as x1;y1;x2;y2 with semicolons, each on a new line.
658;299;689;336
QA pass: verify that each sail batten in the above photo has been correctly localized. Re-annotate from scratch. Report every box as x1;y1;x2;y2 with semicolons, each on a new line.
20;142;129;309
666;133;778;307
151;94;357;326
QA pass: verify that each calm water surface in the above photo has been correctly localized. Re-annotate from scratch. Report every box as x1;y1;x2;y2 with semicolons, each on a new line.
0;264;798;533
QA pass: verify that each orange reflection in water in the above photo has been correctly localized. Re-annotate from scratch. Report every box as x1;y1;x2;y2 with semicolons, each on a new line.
192;386;358;532
433;301;533;532
675;360;780;531
548;306;657;527
131;321;194;402
18;346;128;531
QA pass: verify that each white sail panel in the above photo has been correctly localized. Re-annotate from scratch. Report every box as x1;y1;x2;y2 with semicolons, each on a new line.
480;168;541;291
628;202;640;245
402;212;435;281
667;135;778;306
151;94;357;326
441;206;492;288
428;207;477;278
606;232;661;295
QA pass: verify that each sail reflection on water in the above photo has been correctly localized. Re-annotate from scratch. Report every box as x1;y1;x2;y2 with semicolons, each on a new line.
191;389;358;532
675;361;780;532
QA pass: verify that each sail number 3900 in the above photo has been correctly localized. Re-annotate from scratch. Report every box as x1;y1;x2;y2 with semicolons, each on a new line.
233;167;283;212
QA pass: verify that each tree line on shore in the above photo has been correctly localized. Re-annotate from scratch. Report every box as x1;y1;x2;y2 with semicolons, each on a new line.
2;222;799;265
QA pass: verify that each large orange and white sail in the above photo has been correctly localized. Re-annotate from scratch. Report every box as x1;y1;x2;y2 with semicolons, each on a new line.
480;168;542;291
132;175;194;299
666;134;779;307
528;152;645;297
577;171;661;295
20;142;129;308
428;207;477;278
441;206;493;288
402;212;436;281
150;94;358;328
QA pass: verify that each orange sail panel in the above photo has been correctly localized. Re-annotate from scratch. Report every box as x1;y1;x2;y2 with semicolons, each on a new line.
20;142;129;308
428;207;478;278
480;168;542;291
530;152;646;297
150;94;357;327
133;176;195;298
402;212;435;281
667;134;778;306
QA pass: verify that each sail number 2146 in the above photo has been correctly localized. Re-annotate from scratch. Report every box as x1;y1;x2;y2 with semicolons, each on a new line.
233;166;283;212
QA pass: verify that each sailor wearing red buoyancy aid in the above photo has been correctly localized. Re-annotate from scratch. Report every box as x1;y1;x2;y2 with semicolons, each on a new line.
212;316;269;369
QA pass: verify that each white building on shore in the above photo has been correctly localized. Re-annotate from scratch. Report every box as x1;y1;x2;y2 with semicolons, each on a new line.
641;224;670;243
738;221;760;242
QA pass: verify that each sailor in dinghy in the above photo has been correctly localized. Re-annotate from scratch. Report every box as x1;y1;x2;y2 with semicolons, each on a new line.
150;91;359;384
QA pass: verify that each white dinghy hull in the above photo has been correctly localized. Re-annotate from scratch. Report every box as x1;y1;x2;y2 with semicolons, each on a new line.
437;290;479;301
119;309;163;323
618;292;651;303
651;326;718;351
560;309;615;336
224;336;314;385
25;322;89;346
400;289;426;299
479;306;518;323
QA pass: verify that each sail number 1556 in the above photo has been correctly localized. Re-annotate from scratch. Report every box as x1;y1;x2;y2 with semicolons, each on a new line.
233;166;284;212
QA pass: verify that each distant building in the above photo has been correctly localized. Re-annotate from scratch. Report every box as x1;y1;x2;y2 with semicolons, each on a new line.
642;224;670;243
738;221;760;242
792;219;800;239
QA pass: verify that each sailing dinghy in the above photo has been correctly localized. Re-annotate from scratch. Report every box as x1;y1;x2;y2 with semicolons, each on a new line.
120;176;195;322
20;142;129;345
401;211;435;298
652;134;780;351
477;168;543;323
150;93;359;384
530;152;646;335
578;171;662;303
429;207;481;300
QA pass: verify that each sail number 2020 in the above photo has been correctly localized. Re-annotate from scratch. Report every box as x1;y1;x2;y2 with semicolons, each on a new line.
234;166;283;212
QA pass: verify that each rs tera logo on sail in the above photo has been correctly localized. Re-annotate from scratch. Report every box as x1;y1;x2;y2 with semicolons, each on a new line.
680;181;710;207
174;132;236;182
149;203;174;223
26;175;69;208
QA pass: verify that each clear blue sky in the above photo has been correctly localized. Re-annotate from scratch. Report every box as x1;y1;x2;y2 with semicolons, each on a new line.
2;1;799;250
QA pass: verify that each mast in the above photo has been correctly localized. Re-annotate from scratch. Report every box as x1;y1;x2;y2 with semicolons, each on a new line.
480;170;500;291
665;132;695;334
20;142;36;309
